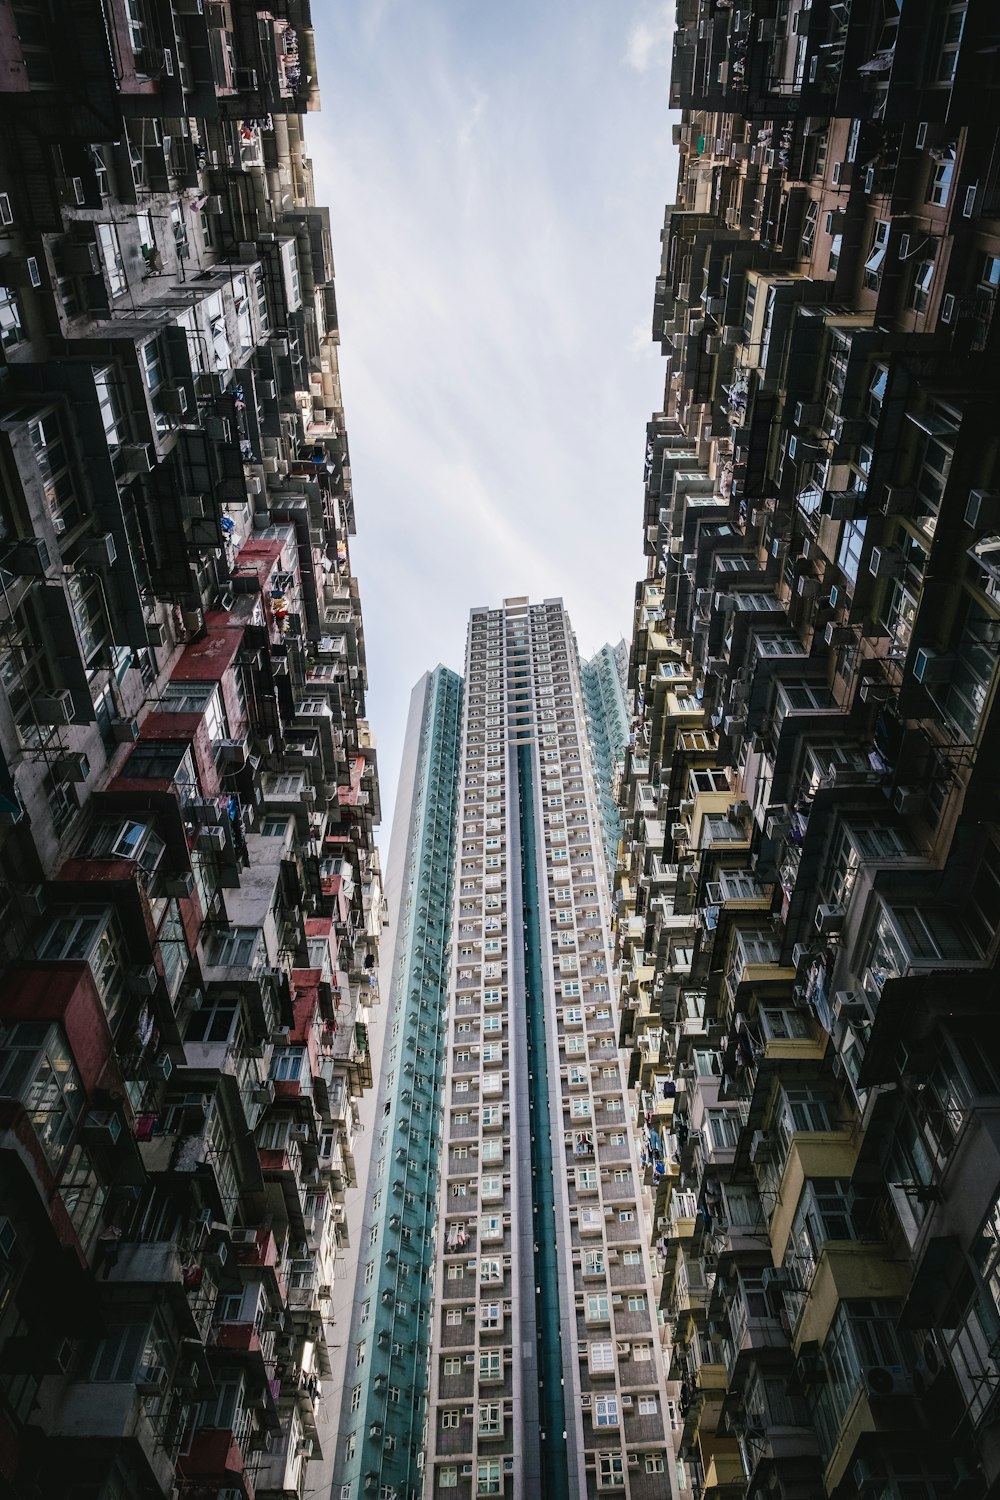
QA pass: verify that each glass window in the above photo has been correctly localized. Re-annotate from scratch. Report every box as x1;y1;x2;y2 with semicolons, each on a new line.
594;1395;619;1427
0;1022;83;1169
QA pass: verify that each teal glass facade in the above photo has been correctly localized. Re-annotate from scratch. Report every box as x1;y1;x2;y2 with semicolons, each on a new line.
333;665;463;1500
581;640;630;883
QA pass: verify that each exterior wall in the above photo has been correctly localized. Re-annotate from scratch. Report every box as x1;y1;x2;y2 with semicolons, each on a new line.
425;600;678;1500
581;641;630;887
0;8;384;1500
616;6;1000;1500
334;666;463;1500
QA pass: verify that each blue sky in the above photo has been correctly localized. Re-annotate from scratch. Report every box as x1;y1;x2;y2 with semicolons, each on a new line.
309;1;677;838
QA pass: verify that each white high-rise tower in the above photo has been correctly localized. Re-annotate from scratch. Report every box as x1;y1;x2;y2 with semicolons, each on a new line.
424;598;677;1500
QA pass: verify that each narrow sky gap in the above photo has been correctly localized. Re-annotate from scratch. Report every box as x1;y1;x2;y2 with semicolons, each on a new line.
310;2;679;831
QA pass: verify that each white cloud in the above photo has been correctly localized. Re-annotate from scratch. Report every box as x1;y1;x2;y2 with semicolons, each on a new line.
309;5;674;835
626;3;674;73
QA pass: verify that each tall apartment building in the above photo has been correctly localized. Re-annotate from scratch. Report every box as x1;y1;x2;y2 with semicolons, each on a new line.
334;665;463;1500
0;7;384;1500
581;642;630;887
617;4;1000;1500
424;598;676;1500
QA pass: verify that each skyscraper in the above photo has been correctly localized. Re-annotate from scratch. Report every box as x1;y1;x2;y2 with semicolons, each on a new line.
424;598;676;1500
333;666;463;1500
581;642;631;888
0;8;384;1500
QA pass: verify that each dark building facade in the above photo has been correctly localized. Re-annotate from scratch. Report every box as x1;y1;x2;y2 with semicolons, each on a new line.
0;6;384;1500
616;3;1000;1499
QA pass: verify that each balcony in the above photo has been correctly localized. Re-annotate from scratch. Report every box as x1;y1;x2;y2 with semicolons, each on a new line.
50;1380;176;1494
178;1429;255;1498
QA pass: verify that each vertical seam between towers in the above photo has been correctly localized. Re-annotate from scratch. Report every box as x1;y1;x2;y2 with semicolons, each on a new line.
517;740;570;1500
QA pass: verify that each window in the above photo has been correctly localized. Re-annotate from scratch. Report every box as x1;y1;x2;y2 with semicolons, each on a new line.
706;1108;742;1152
350;1385;362;1412
439;1467;458;1488
479;1349;502;1381
910;254;936;314
864;220;890;290
477;1460;501;1496
480;1301;501;1330
586;1293;610;1322
638;1395;658;1416
645;1455;665;1473
594;1395;619;1427
618;1209;634;1222
590;1341;614;1373
929;156;954;206
0;286;24;350
355;1340;366;1367
598;1452;624;1488
443;1357;461;1376
933;3;965;83
203;926;261;970
96;223;126;296
445;1308;462;1326
442;1409;460;1429
0;1023;83;1170
811;1300;912;1461
478;1402;502;1436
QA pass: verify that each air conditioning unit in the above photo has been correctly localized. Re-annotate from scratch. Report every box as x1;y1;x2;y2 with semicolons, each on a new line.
913;1332;946;1394
912;645;954;684
749;1131;772;1164
724;715;747;737
64;241;100;276
824;490;862;521
127;964;159;995
795;1341;824;1385
234;67;259;90
766;812;791;841
217;737;248;768
82;1110;122;1143
863;1364;911;1398
160;386;188;416
833;991;868;1023
197;825;226;852
136;1364;168;1394
111;716;140;742
815;903;845;934
859;679;891;704
4;537;50;575
792;943;809;969
35;690;75;725
864;165;876;194
966;488;1000;531
146;621;166;647
832;416;865;447
869;545;906;579
940;292;956;323
205;194;225;215
760;1266;790;1291
164;871;195;899
963;183;978;219
195;371;225;399
297;1438;315;1458
898;233;912;260
122;443;155;474
880;484;913;515
794;401;821;428
894;785;924;815
824;621;855;646
81;532;117;567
